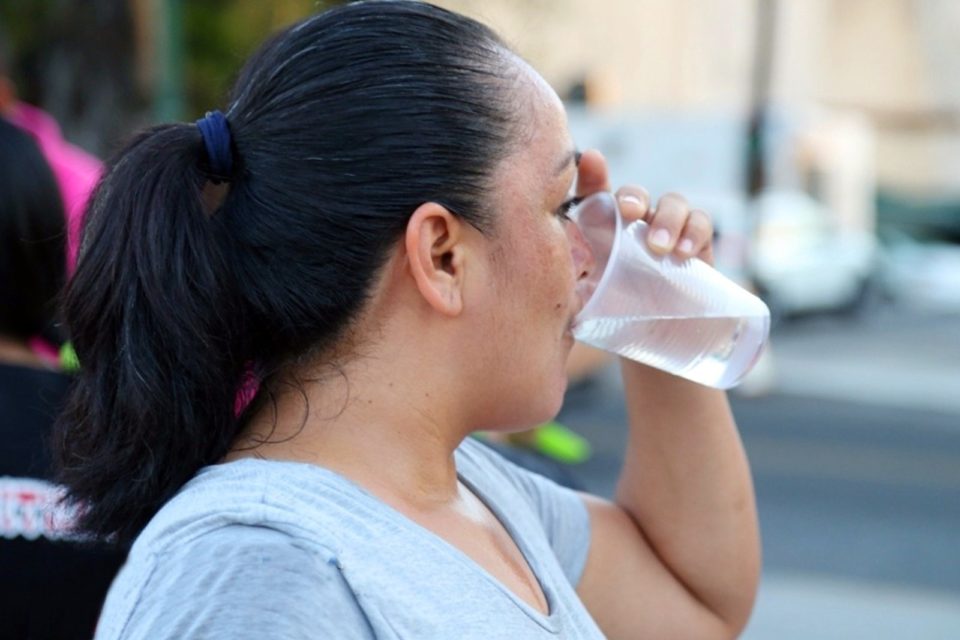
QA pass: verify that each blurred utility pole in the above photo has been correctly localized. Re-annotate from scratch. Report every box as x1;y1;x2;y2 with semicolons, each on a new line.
154;0;184;121
746;0;778;197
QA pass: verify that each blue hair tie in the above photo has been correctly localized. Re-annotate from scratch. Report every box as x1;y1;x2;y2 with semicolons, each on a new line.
195;110;234;181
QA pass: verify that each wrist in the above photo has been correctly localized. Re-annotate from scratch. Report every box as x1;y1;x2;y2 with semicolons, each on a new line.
619;357;729;403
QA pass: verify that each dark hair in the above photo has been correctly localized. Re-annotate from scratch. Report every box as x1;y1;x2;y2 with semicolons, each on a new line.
0;118;67;344
56;0;522;542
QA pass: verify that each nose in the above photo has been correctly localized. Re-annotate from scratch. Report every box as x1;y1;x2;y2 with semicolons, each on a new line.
566;221;596;282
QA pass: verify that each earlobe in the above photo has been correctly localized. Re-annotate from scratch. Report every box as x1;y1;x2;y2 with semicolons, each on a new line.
404;203;465;316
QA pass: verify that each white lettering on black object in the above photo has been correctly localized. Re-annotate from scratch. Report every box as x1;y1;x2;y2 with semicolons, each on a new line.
0;477;82;541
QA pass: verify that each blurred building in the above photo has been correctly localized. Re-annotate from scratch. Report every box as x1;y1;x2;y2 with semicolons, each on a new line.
436;0;960;313
436;0;960;200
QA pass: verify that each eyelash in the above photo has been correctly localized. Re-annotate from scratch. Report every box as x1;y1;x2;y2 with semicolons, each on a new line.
555;196;582;222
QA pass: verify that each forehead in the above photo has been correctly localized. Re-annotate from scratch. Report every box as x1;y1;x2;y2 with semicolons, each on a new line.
491;62;574;202
518;68;572;169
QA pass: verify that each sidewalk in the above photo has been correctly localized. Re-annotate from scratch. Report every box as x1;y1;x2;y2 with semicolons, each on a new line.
740;305;960;638
759;306;960;416
744;573;960;640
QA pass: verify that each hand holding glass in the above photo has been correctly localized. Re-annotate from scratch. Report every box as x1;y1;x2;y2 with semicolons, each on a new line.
570;192;770;389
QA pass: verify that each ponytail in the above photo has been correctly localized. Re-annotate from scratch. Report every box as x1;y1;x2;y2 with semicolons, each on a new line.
54;0;521;543
56;124;248;542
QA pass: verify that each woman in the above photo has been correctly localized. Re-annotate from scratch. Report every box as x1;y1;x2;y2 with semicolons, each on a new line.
57;2;760;638
0;118;125;639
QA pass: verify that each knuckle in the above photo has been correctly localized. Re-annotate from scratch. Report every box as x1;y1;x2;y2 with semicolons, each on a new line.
660;191;689;206
652;208;687;231
688;209;713;233
691;207;712;220
616;185;650;203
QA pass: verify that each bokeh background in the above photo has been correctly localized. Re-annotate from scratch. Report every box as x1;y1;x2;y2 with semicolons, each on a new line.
2;1;958;637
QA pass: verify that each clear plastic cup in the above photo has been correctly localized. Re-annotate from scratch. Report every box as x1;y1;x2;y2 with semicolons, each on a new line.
570;191;770;389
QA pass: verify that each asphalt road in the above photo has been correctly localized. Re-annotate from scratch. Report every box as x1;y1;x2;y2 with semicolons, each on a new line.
552;306;960;597
558;386;960;595
735;394;960;593
560;390;960;591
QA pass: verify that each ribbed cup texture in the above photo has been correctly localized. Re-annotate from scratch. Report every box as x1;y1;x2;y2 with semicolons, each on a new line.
571;193;770;389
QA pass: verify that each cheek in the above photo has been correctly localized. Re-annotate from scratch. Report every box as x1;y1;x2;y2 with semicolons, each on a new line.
533;234;578;320
505;220;578;318
549;228;580;293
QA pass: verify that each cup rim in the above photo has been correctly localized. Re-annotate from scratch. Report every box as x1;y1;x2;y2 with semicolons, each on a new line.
572;191;624;328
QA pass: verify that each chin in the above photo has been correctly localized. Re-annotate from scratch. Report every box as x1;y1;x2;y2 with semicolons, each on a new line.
488;391;565;434
483;363;568;431
535;379;568;424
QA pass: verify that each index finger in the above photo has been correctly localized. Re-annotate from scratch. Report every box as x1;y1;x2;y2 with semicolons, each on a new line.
575;149;611;198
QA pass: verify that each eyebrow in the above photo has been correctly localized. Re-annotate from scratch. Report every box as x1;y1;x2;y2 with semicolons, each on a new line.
554;148;581;176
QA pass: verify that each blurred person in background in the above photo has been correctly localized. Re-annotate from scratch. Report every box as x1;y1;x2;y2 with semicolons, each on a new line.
0;118;125;640
58;2;759;638
0;27;102;275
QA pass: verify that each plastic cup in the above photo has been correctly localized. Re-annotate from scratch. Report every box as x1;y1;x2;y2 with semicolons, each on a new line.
570;191;770;389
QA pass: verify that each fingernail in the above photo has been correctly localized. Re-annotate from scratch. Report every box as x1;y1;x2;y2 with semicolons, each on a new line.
678;238;694;254
650;228;671;249
620;195;644;209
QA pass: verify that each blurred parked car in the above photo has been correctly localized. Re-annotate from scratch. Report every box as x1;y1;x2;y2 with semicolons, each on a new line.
877;229;960;311
750;190;879;322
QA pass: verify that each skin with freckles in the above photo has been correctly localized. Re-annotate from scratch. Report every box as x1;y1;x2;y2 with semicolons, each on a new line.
458;65;592;430
228;59;591;617
229;52;758;640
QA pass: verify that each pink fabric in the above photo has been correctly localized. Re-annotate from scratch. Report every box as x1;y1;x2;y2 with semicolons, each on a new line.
26;337;61;366
235;368;260;416
7;102;103;274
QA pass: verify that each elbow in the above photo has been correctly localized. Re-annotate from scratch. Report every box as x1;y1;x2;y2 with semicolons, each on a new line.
715;567;761;639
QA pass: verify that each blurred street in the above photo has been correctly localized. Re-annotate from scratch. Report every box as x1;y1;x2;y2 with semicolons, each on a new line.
557;303;960;638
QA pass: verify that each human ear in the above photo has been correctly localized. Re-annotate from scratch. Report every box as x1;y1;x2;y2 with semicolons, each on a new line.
404;202;465;316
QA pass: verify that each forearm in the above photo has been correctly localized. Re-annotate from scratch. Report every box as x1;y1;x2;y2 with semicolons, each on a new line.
615;359;760;632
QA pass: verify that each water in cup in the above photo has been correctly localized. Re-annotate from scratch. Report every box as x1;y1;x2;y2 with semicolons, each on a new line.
574;314;768;389
570;192;770;389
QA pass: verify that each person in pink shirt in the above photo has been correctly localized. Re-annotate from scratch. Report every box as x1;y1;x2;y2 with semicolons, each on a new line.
0;44;102;273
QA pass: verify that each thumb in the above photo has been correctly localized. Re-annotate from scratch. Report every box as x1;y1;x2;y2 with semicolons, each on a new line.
575;149;611;198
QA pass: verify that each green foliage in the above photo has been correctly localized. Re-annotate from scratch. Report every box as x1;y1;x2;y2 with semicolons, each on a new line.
0;0;342;122
182;0;341;118
0;0;69;93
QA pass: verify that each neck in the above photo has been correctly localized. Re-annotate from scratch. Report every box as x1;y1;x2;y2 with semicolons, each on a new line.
230;328;471;508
